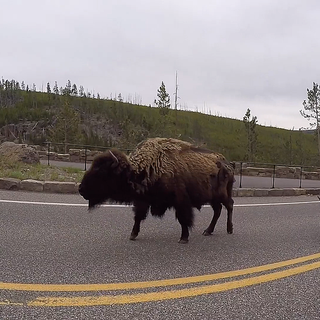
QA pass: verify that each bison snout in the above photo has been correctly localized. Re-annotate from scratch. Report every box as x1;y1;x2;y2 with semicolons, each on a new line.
78;183;87;198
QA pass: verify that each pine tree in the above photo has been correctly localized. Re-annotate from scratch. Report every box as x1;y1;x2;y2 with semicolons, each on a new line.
300;82;320;159
46;82;51;94
155;81;170;116
71;84;78;96
79;85;84;97
153;82;171;136
243;108;258;162
64;80;72;96
53;81;59;97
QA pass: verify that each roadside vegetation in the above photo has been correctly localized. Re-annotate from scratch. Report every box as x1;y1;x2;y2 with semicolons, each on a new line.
0;159;84;183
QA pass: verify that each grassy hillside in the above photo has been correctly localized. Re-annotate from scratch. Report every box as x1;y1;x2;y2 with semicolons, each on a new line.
0;79;318;166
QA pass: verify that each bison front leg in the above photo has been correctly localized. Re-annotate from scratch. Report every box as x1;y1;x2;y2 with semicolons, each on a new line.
203;201;222;236
130;201;150;240
175;203;194;244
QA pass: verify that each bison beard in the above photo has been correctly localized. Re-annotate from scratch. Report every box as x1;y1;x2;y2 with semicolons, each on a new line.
79;138;235;243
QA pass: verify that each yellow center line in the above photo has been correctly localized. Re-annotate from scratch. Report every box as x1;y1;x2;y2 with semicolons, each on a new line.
0;301;24;306
1;252;320;292
28;261;320;307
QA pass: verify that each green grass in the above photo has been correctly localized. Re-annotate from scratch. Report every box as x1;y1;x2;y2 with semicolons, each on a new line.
0;160;84;183
1;85;319;166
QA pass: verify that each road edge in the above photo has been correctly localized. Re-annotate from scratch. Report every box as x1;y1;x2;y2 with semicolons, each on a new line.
1;177;320;197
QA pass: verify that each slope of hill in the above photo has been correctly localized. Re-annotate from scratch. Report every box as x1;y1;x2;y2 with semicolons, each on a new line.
0;81;318;166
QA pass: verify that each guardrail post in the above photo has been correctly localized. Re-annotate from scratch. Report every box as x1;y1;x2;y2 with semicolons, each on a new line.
47;142;50;166
299;166;303;188
272;165;276;188
84;147;87;171
239;162;243;188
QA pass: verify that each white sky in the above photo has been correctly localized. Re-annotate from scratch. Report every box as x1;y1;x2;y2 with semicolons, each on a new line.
1;0;320;130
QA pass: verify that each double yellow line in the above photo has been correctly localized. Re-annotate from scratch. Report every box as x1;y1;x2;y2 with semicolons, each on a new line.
1;252;320;307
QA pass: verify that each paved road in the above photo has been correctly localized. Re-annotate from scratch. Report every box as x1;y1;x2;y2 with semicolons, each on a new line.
40;159;91;170
0;190;319;319
235;174;320;189
41;159;320;189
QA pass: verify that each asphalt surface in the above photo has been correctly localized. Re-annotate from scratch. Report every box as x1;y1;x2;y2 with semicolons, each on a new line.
40;160;320;189
41;159;90;170
0;190;319;319
235;175;320;189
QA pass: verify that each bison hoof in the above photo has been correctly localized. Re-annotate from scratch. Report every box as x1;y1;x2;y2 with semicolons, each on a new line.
202;230;212;236
227;223;233;234
178;238;189;244
129;233;138;240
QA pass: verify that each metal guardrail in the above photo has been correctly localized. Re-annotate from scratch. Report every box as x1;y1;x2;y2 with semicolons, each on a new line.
42;142;320;189
43;142;132;171
238;161;320;189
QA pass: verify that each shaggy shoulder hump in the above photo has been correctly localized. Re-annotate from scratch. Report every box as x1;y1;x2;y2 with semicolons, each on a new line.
128;138;190;182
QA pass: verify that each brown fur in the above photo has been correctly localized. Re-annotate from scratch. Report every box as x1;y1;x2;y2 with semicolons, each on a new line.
79;138;235;243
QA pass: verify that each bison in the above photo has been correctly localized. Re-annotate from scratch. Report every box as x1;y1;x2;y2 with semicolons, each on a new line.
79;138;235;243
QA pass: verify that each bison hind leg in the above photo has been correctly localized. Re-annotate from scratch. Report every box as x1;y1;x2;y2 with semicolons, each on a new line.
224;198;234;234
175;203;194;243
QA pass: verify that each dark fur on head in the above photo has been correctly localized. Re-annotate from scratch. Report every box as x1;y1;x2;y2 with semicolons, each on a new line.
79;149;135;208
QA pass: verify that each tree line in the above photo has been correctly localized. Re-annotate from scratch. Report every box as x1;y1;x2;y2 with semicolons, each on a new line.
0;78;143;107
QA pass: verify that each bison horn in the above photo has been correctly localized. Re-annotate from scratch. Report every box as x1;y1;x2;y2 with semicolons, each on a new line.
109;150;119;163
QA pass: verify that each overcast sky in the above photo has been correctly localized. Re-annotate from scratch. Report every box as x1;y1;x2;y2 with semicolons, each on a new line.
1;0;320;130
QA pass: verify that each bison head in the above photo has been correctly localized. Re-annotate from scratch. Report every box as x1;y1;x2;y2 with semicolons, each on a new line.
79;150;134;209
213;160;235;198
